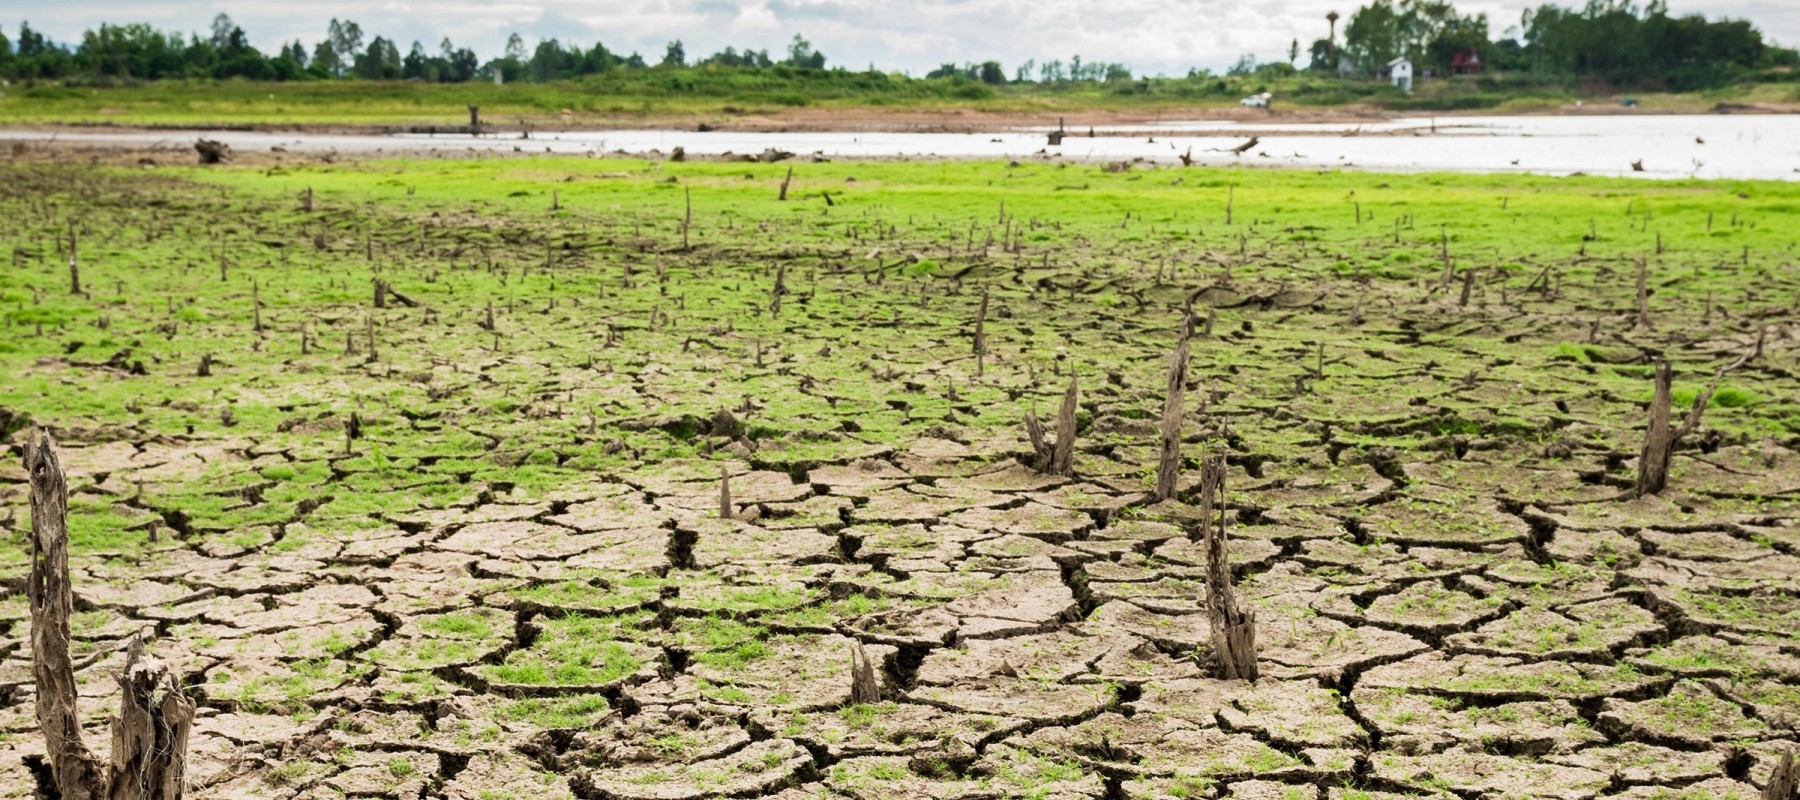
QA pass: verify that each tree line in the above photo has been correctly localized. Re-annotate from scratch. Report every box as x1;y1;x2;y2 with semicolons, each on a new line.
0;2;1793;90
1320;0;1796;88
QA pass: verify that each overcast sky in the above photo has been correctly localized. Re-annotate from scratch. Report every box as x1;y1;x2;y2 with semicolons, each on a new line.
11;0;1799;76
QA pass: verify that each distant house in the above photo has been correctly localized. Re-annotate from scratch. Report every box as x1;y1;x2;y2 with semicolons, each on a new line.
1450;49;1484;75
1382;57;1414;92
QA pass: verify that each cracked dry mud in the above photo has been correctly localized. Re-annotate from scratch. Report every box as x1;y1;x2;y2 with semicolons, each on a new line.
1;157;1798;800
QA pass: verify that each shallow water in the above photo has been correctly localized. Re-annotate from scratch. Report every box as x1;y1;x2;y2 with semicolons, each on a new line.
7;114;1797;180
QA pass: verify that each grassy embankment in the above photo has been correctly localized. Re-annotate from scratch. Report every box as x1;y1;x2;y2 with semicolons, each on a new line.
1;69;1795;128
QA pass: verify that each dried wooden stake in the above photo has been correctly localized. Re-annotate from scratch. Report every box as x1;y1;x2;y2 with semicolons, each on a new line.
719;464;733;520
67;225;80;295
770;264;787;317
778;166;794;201
1155;333;1190;501
1635;257;1652;329
850;641;880;704
682;187;692;251
27;431;194;800
973;287;989;378
1197;455;1257;681
1050;374;1079;476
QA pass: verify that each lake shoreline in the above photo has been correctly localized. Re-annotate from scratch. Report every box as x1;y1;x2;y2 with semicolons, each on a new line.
3;99;1795;138
5;113;1797;181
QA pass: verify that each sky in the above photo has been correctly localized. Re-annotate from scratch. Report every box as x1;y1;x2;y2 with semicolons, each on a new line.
11;0;1800;76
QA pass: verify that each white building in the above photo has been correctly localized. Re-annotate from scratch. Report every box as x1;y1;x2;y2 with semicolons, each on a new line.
1387;57;1414;92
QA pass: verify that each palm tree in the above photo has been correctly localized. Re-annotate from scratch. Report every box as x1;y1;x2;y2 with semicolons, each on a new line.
1327;11;1341;64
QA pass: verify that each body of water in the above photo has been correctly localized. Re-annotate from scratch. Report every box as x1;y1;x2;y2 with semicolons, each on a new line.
6;114;1797;180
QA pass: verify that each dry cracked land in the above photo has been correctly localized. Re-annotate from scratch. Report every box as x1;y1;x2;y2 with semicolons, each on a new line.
0;153;1797;799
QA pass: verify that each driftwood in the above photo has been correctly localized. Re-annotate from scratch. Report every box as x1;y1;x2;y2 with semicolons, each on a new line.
28;431;194;800
383;284;422;308
849;641;879;704
1197;455;1257;680
1155;333;1190;501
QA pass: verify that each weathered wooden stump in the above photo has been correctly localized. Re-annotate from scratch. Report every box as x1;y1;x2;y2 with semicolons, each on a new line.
193;139;230;164
1155;333;1190;501
1049;374;1078;476
1768;749;1799;800
1196;455;1257;681
850;641;879;704
27;431;194;800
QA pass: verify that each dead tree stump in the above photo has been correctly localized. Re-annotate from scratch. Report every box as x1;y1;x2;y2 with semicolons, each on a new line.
1767;749;1799;800
1025;409;1052;471
27;431;106;798
467;104;480;131
849;641;879;704
1635;362;1676;497
1155;333;1190;501
107;639;195;800
778;166;794;202
1197;455;1257;681
1050;374;1078;476
1635;349;1752;498
28;431;194;800
193;139;230;164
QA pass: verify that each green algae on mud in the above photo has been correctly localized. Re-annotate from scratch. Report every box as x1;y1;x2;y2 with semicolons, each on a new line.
0;153;1798;798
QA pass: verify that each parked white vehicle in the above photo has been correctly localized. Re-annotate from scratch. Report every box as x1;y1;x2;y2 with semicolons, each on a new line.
1240;92;1272;108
